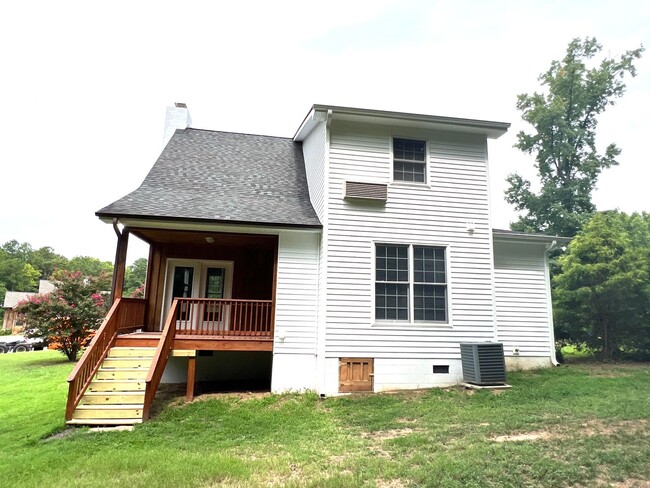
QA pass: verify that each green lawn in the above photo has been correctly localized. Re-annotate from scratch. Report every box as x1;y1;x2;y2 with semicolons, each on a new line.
0;351;648;487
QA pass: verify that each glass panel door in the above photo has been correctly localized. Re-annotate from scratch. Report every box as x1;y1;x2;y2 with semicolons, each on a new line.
171;266;194;321
172;266;194;298
205;268;225;299
203;267;226;330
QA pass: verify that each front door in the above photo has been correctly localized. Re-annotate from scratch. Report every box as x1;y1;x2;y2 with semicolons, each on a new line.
162;260;234;330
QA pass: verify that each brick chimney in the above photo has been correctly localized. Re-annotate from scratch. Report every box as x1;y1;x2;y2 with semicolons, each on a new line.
163;102;192;147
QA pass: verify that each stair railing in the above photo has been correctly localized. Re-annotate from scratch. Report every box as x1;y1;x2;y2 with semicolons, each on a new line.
143;299;179;420
65;298;145;421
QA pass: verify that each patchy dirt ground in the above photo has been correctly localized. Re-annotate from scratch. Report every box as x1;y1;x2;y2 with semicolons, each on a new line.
489;419;648;443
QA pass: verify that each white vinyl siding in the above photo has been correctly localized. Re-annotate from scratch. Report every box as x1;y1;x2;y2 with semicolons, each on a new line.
494;241;552;357
324;121;495;360
300;120;329;390
274;231;320;355
301;121;327;222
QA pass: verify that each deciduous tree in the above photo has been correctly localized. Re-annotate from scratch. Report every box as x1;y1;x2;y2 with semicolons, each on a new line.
507;37;644;237
63;256;113;281
0;254;40;292
124;258;148;297
29;246;68;280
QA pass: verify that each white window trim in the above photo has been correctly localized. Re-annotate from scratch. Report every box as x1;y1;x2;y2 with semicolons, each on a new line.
371;241;453;328
390;136;429;185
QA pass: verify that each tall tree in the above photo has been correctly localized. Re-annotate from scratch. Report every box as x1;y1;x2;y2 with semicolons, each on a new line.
0;242;40;319
29;246;68;280
506;37;644;237
1;240;33;261
63;256;113;281
554;211;650;359
0;251;40;292
124;258;148;297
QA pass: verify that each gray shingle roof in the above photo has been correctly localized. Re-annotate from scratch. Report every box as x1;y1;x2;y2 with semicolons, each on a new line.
97;129;321;228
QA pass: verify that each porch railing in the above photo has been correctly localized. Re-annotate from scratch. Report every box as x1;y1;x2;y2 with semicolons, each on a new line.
173;298;274;338
65;297;145;421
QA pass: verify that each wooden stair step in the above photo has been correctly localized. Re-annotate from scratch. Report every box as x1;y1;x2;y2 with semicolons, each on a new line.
101;358;153;368
108;347;156;358
115;337;160;347
96;368;148;380
73;404;143;420
67;418;143;426
81;392;145;405
88;380;145;392
68;339;163;427
75;404;144;409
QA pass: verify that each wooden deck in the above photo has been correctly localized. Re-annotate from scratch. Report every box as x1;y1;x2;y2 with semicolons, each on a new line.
115;331;274;351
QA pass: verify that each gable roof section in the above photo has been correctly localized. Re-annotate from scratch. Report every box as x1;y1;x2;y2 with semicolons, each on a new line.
97;129;321;228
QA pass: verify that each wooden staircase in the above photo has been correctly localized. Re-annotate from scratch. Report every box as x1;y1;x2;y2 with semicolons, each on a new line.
67;347;155;426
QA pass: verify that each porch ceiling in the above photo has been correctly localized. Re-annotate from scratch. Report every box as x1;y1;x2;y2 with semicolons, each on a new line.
129;228;277;249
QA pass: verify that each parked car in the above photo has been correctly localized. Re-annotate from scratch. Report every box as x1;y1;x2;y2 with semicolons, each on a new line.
25;337;46;350
0;335;34;353
22;329;48;351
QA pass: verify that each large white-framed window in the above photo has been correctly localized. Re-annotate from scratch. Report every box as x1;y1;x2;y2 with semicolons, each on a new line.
392;138;427;183
374;243;448;324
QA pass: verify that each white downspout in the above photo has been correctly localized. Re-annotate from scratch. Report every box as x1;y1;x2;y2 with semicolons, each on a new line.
316;110;333;395
545;240;560;366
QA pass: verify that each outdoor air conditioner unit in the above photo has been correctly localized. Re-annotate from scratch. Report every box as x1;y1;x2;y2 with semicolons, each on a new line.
344;181;388;202
460;342;507;385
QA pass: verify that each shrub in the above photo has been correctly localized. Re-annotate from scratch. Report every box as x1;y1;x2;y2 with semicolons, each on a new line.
15;271;109;361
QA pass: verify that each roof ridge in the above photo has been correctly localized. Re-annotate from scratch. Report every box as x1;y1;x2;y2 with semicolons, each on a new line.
183;127;295;141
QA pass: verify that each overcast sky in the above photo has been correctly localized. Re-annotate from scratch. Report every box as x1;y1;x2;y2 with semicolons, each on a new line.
1;0;648;264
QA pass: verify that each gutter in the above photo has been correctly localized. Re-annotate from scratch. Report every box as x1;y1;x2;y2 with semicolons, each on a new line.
95;213;323;230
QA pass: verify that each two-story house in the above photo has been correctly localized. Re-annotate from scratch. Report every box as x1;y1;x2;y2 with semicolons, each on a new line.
65;104;566;426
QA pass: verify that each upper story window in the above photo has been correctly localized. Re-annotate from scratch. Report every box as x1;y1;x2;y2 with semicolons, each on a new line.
393;138;426;183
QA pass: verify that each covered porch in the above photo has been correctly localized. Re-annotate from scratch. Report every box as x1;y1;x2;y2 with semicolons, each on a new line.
66;226;279;423
112;226;278;347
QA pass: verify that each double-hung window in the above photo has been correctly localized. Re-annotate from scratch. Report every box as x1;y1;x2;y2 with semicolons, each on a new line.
393;138;426;183
375;244;448;323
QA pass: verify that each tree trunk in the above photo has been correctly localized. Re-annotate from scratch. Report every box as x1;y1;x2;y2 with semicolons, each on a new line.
602;317;612;360
63;344;80;362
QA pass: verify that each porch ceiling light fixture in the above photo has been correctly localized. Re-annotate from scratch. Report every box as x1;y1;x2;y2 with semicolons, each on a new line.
205;236;215;243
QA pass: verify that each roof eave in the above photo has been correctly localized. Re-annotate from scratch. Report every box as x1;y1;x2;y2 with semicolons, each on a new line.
298;104;510;139
293;106;328;141
96;212;323;231
492;228;571;245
